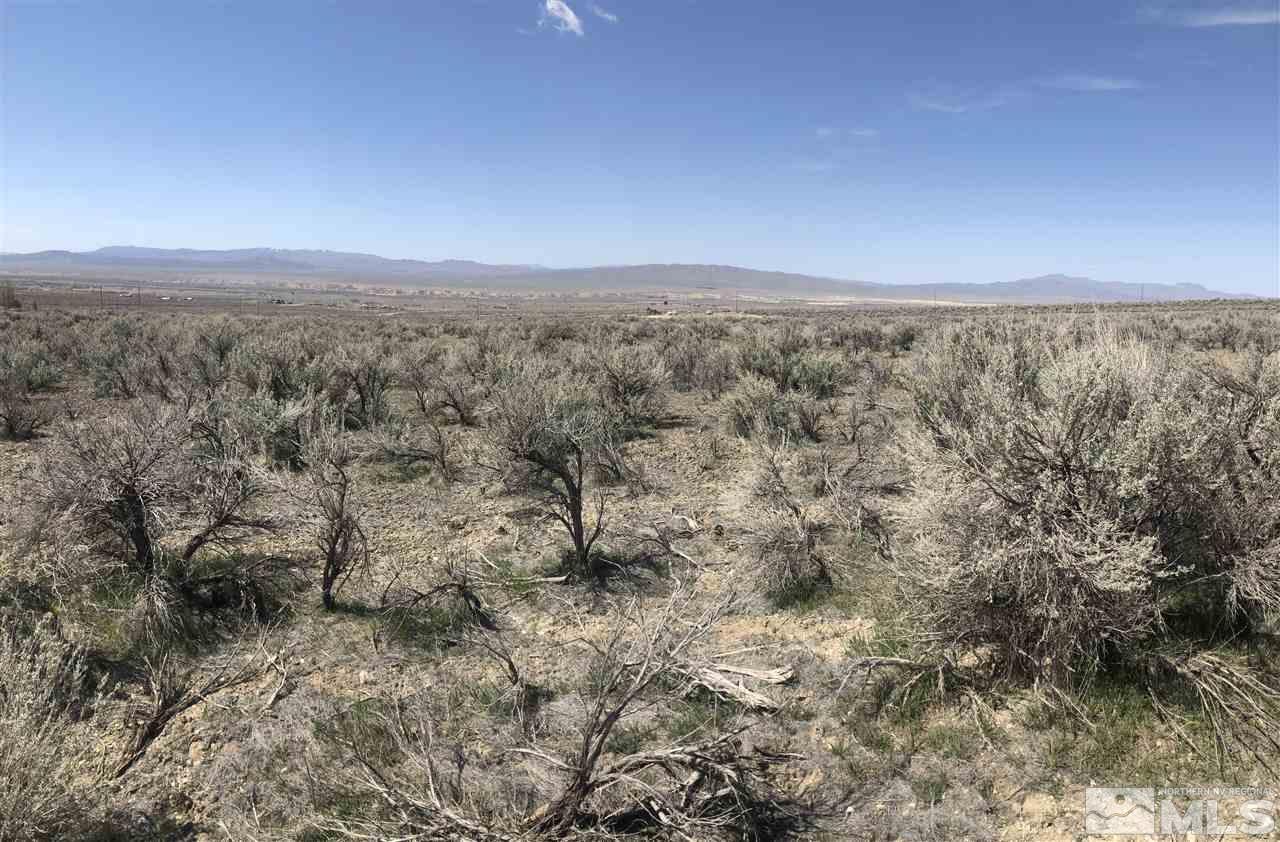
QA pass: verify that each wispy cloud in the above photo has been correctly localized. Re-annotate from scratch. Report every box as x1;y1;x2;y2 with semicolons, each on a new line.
909;86;1021;114
1142;4;1280;26
590;4;618;23
910;94;978;114
1042;74;1144;91
910;73;1143;113
816;127;879;139
1181;8;1280;25
541;0;584;35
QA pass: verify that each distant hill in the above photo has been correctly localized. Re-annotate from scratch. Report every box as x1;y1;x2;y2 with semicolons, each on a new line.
0;247;1251;303
890;274;1236;304
490;264;880;295
2;246;546;278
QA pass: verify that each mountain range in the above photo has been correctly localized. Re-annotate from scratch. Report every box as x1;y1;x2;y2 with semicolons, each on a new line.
0;246;1251;303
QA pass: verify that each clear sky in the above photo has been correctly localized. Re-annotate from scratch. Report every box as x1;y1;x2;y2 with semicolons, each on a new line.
2;1;1278;294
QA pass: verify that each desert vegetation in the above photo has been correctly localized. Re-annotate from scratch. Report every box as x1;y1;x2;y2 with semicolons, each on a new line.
0;298;1276;840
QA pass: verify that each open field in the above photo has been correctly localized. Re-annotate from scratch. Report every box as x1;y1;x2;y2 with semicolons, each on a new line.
1;298;1277;841
1;273;935;320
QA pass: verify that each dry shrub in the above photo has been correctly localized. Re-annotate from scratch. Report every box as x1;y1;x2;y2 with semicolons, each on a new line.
22;401;281;649
181;318;242;398
299;424;370;610
790;352;844;399
663;333;738;397
593;423;650;493
307;589;800;841
739;323;810;389
234;332;329;404
738;322;845;398
327;345;395;429
0;338;62;393
400;343;481;426
376;418;458;482
723;373;796;440
664;332;710;391
0;378;52;440
454;323;508;386
747;440;843;606
723;374;837;444
697;344;740;398
0;613;98;840
398;339;447;416
233;390;321;468
84;316;190;402
890;321;1280;746
826;320;885;353
790;395;827;442
591;344;670;432
887;322;919;353
26;403;192;577
112;642;264;780
489;361;626;579
749;506;833;607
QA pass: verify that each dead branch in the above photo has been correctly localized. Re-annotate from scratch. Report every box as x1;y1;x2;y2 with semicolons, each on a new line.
678;663;795;712
113;636;264;779
529;589;781;836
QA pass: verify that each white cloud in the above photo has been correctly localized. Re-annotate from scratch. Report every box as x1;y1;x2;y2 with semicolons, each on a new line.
1043;74;1144;91
815;127;836;138
542;0;584;35
1143;4;1280;26
848;127;879;138
590;4;618;23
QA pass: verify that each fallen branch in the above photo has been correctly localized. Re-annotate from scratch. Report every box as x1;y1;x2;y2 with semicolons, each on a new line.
588;732;805;837
707;663;794;684
679;662;795;712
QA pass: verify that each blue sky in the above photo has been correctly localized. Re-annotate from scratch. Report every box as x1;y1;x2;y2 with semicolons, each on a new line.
2;1;1277;294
